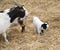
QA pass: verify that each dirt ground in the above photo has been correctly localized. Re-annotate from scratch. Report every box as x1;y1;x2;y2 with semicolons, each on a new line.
0;0;60;50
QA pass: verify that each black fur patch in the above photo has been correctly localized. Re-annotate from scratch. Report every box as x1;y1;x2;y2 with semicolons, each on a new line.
0;10;4;13
41;30;44;33
7;6;25;23
41;23;47;30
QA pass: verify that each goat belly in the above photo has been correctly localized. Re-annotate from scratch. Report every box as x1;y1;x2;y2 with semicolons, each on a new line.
0;18;11;33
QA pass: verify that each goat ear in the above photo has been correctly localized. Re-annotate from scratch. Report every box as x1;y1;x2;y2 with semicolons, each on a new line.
17;5;24;7
22;5;24;6
12;0;24;7
46;22;49;24
44;22;49;24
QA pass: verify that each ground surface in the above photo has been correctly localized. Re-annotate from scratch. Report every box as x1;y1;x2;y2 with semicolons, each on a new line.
0;0;60;50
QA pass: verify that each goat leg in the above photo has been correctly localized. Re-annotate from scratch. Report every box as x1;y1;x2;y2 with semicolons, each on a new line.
18;18;25;32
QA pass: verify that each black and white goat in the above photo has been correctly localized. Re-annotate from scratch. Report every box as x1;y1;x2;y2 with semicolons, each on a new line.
33;16;49;35
0;2;28;42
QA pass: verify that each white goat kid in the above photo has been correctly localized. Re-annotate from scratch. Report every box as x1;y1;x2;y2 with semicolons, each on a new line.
33;16;49;35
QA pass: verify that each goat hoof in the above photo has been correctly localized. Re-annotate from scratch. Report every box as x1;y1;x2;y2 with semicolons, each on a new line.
21;30;24;32
3;39;8;42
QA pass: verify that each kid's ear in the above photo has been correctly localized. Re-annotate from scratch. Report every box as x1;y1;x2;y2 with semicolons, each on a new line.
45;22;49;24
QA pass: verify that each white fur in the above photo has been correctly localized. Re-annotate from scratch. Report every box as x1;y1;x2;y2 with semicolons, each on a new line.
23;7;29;18
0;12;11;42
33;16;49;35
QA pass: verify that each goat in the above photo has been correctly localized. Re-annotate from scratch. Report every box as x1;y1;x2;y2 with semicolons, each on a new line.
0;2;28;42
33;16;49;35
